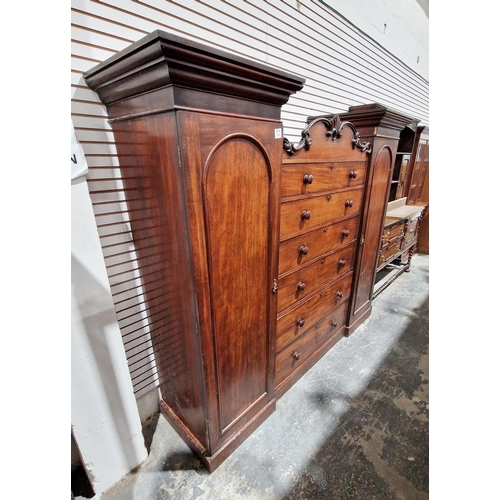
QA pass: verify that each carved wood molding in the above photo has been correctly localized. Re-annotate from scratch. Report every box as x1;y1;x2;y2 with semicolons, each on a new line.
283;115;372;156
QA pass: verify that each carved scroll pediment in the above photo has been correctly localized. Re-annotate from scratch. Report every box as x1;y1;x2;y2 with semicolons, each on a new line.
283;115;372;156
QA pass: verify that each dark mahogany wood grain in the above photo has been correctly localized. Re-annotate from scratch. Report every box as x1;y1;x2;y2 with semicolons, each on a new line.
204;133;271;432
111;113;208;448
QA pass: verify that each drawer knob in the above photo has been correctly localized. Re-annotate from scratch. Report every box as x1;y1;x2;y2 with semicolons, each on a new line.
301;210;311;220
330;320;338;328
349;170;358;179
303;174;314;184
297;281;307;291
299;245;309;255
345;200;354;208
336;291;343;299
338;259;346;267
292;351;300;360
296;318;305;327
341;229;350;237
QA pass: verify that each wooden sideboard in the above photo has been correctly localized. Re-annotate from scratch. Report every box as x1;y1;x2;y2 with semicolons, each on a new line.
373;198;425;298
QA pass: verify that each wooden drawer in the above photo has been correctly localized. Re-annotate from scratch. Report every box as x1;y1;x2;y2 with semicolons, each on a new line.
281;161;366;198
276;271;353;353
379;240;402;266
278;216;359;275
275;300;349;387
381;221;405;247
280;188;363;240
277;242;356;313
403;215;420;247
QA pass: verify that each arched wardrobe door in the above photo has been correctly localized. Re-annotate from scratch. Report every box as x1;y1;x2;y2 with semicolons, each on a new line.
203;134;273;433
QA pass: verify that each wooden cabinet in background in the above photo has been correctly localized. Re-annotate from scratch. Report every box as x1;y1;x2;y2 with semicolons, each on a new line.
338;104;419;335
373;199;425;297
84;30;305;472
407;126;430;206
408;127;429;254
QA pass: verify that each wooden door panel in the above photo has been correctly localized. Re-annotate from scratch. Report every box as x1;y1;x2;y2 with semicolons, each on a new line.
353;146;393;314
204;136;271;433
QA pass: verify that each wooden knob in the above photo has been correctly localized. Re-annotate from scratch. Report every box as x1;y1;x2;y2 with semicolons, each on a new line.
299;245;309;255
292;351;300;360
349;170;358;179
296;318;305;327
345;200;354;208
341;229;350;237
330;321;338;328
339;259;346;267
303;174;314;184
301;210;311;220
297;281;306;291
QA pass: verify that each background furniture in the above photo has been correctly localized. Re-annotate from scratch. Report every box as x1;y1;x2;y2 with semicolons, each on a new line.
373;198;425;297
408;126;430;254
338;104;418;335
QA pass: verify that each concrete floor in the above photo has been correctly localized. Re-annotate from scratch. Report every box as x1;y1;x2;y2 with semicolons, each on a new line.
91;253;429;500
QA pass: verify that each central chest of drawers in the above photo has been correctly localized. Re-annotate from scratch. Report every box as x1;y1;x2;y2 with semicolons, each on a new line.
276;116;371;397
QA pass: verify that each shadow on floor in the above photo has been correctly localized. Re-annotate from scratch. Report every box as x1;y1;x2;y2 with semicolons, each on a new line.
281;295;429;499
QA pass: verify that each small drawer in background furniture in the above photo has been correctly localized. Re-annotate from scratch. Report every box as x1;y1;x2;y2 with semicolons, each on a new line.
381;221;405;247
403;214;422;247
378;241;402;266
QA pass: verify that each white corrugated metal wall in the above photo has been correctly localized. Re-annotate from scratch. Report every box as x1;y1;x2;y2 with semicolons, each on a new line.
71;0;429;399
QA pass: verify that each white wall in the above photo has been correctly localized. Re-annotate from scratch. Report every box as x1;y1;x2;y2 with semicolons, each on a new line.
71;130;147;497
321;0;429;81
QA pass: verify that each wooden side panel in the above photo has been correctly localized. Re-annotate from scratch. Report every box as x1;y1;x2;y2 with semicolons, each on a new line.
110;113;208;447
352;145;393;318
204;137;271;433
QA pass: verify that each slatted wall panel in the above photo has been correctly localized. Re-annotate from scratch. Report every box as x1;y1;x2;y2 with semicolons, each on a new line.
71;0;429;399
